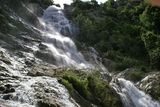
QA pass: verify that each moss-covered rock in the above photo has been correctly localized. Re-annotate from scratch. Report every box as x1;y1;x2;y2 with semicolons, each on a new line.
58;70;123;107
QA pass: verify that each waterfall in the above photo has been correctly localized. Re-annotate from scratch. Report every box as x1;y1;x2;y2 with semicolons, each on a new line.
39;5;91;69
0;2;160;107
111;78;160;107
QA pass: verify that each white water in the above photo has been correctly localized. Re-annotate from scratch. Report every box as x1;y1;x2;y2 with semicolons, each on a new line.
40;5;91;69
0;47;79;107
111;78;160;107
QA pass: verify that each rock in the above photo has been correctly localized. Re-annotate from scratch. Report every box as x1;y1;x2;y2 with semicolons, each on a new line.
0;51;11;65
54;4;61;7
5;84;12;89
27;64;57;77
0;86;5;92
137;72;160;101
39;43;48;50
25;59;35;67
37;100;60;107
60;27;71;36
35;50;57;65
26;3;44;17
0;66;7;71
2;94;13;100
3;84;15;94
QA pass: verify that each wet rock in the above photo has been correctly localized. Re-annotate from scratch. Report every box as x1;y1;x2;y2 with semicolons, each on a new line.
5;84;12;89
0;86;5;92
35;50;57;65
27;64;57;77
60;27;71;36
39;43;48;50
26;3;44;17
137;72;160;101
0;83;15;95
25;59;35;67
0;66;7;71
37;100;60;107
0;51;11;65
3;94;13;100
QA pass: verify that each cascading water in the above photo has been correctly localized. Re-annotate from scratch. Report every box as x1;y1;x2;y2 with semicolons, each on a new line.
39;5;91;69
111;78;160;107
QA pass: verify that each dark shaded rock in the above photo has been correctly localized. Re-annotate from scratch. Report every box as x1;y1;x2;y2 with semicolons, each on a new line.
0;66;7;71
5;84;12;89
25;59;35;67
2;94;13;100
0;51;11;65
39;43;48;50
0;86;5;92
37;100;60;107
60;27;71;36
26;3;44;17
9;88;15;93
0;84;15;94
54;4;61;7
35;51;57;65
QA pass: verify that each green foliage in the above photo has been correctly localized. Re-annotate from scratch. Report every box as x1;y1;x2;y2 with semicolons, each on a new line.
140;6;160;70
58;70;122;107
127;70;145;82
70;0;160;70
104;51;146;71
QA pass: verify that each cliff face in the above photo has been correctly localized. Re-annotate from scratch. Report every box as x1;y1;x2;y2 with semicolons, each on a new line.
0;1;78;107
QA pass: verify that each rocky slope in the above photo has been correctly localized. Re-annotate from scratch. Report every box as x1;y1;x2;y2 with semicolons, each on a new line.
0;0;123;107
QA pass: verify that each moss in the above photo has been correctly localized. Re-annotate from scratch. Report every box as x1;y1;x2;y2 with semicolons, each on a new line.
59;79;74;93
57;70;122;107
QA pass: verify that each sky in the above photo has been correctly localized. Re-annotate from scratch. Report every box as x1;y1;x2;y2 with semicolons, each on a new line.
53;0;107;8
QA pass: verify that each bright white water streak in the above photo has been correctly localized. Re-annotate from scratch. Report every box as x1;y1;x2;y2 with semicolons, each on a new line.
41;5;92;69
111;78;160;107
